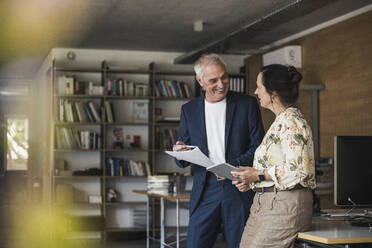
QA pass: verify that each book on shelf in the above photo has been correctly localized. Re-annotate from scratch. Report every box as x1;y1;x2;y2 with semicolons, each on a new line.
56;127;101;149
107;78;149;96
155;80;192;98
87;101;101;122
58;99;101;123
104;101;116;123
58;76;74;95
155;128;178;150
105;157;151;177
229;76;246;93
57;75;103;96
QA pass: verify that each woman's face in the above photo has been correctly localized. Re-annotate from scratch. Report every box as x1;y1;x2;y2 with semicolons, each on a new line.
254;72;272;109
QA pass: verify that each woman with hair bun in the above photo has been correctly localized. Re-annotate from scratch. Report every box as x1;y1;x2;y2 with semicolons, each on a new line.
231;64;316;248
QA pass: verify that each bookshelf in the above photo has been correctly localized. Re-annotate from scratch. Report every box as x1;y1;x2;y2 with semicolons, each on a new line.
49;59;248;241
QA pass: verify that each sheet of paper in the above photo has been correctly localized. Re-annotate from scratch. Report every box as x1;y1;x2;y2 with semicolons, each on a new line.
165;146;214;168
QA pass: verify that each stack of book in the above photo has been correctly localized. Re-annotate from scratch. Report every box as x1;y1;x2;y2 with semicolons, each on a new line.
132;209;147;228
147;176;170;194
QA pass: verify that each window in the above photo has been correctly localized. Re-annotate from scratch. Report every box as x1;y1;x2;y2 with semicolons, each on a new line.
6;118;29;171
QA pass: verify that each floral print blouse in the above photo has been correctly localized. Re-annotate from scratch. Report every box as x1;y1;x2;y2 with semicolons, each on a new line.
250;107;316;190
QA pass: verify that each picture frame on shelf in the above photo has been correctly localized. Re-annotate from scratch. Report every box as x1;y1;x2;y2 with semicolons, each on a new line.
132;101;148;123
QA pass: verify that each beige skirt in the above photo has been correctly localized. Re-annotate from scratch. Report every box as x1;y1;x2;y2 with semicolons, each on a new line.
240;188;313;248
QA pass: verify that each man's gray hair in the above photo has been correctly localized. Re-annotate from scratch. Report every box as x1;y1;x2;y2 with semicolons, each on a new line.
194;53;227;80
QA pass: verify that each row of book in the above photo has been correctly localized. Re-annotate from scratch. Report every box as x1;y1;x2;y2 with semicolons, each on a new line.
58;99;102;123
56;127;101;150
58;76;103;95
105;157;151;176
229;77;246;93
107;79;150;96
155;128;178;150
155;80;192;98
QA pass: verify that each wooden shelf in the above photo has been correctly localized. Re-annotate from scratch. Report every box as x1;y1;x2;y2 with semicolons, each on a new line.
54;122;102;126
54;94;103;99
155;97;193;101
105;176;147;179
105;122;151;126
105;96;153;100
105;227;146;233
54;149;103;152
106;69;152;74
105;148;153;152
54;201;103;206
155;122;179;127
154;71;194;76
55;67;102;73
105;201;146;206
50;60;208;239
54;175;103;178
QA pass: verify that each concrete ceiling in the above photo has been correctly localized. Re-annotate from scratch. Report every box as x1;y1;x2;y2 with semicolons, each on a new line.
0;0;371;79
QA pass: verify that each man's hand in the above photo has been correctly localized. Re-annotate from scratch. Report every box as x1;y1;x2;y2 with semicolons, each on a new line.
232;180;250;192
173;141;193;151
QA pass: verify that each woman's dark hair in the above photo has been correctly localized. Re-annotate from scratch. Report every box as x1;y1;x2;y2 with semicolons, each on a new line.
260;64;302;106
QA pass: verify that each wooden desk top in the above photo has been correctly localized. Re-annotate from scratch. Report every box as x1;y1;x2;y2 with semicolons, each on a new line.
298;221;372;244
133;190;190;200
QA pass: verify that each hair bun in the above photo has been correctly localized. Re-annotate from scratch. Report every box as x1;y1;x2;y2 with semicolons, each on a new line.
288;66;302;84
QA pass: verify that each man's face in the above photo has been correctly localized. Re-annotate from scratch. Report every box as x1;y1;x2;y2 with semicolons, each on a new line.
197;63;229;103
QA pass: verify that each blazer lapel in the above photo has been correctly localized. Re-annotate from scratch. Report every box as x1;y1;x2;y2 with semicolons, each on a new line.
197;94;208;155
225;92;236;152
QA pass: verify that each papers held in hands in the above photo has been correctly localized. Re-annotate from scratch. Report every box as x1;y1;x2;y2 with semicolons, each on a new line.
165;146;214;168
165;145;241;181
207;163;241;182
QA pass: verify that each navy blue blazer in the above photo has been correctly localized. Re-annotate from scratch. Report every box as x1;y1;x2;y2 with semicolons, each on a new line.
176;91;265;215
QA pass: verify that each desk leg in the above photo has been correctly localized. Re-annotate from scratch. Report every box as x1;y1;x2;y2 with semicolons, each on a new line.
160;197;165;248
147;197;150;248
176;199;179;248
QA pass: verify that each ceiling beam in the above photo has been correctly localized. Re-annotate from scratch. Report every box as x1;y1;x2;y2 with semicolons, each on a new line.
173;0;345;64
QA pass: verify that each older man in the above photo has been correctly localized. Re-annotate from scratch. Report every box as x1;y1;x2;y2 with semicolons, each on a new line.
173;54;265;248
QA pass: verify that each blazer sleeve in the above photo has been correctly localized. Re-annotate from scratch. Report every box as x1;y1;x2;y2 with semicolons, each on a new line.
175;105;191;168
231;99;265;166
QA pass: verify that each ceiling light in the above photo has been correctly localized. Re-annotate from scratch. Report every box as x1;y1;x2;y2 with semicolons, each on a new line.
193;21;203;32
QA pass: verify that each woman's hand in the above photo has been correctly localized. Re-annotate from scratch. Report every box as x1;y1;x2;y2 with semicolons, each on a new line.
232;180;250;192
231;166;259;184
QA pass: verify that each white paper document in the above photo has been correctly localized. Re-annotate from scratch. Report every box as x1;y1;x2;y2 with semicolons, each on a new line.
165;146;214;168
165;146;242;181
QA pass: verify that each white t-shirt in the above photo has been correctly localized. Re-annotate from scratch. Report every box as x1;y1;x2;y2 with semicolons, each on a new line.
204;98;226;164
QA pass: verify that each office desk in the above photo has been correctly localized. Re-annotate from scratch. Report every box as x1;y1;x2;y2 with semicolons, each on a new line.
133;190;190;248
297;221;372;247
